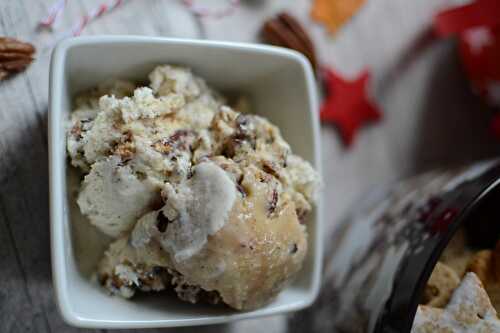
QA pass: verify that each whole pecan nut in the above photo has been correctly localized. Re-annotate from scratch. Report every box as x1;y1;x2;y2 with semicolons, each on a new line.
261;12;317;72
0;37;35;80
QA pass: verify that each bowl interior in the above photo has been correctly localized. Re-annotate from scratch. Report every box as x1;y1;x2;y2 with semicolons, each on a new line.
52;37;320;327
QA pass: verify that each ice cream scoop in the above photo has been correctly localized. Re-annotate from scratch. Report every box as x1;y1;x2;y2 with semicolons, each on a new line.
67;64;318;310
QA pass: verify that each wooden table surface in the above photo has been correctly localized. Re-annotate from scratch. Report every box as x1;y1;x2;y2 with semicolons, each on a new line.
1;0;499;332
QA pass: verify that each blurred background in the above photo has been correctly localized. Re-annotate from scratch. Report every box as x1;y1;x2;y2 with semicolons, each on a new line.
1;0;499;332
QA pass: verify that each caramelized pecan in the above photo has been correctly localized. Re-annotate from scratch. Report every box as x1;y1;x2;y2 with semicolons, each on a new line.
156;211;173;233
0;37;35;80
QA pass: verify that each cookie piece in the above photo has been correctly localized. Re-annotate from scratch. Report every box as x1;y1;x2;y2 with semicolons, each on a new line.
412;272;500;332
467;250;495;283
422;262;461;307
466;246;500;314
493;239;500;281
440;228;473;277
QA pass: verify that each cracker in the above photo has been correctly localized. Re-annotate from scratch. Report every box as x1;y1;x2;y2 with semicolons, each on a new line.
412;273;500;332
440;228;473;277
467;250;495;283
422;262;461;307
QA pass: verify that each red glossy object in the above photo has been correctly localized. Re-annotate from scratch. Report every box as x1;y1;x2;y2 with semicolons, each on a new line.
320;68;381;146
434;0;500;108
459;25;500;106
434;0;500;37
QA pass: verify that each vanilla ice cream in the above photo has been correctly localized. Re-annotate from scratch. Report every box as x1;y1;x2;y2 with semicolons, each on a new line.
67;65;319;310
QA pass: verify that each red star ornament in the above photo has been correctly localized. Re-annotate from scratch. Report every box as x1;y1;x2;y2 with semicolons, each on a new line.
320;68;381;146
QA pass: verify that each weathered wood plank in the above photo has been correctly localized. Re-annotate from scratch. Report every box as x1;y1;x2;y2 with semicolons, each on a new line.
0;0;241;331
0;1;103;332
0;200;51;333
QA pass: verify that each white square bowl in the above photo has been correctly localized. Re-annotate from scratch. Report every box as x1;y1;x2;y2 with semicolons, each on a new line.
49;36;323;329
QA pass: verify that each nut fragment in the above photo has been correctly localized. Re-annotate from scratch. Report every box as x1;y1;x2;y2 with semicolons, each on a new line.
113;131;135;161
156;211;172;233
152;130;196;154
0;37;35;80
267;189;279;216
261;12;317;72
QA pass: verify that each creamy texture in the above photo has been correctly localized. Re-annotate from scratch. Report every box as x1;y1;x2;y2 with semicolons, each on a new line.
67;65;319;310
169;165;307;310
99;163;307;310
129;161;237;261
160;161;237;261
77;156;159;237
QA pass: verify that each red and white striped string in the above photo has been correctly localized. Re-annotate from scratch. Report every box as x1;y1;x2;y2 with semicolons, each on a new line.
39;0;240;39
39;0;68;29
40;0;127;38
71;0;125;36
